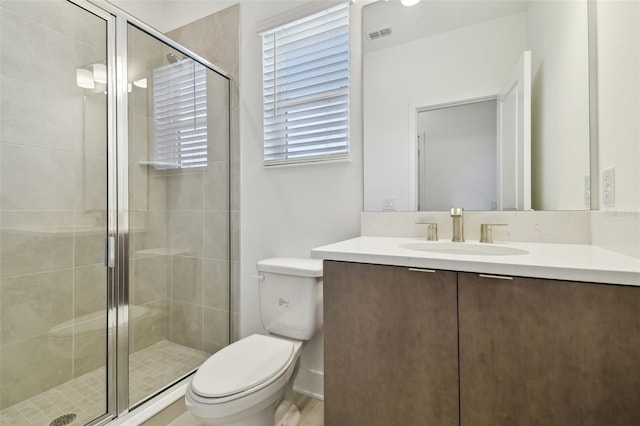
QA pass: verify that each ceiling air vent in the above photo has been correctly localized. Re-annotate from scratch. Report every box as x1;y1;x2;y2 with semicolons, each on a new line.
368;27;392;40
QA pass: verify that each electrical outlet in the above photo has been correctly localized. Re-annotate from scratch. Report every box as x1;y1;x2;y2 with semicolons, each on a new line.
602;167;615;207
382;197;396;211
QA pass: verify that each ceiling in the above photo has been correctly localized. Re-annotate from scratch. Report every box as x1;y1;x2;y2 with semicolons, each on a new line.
362;0;528;52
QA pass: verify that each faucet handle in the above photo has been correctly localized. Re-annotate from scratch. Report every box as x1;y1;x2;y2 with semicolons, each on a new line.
480;224;508;243
415;222;438;241
450;207;464;217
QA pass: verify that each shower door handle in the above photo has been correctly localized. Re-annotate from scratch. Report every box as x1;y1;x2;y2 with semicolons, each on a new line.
104;236;115;268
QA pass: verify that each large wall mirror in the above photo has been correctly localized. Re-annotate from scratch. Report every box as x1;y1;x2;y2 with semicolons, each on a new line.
363;0;592;212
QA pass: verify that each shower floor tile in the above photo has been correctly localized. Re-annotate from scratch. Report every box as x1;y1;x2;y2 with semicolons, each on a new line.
0;340;209;426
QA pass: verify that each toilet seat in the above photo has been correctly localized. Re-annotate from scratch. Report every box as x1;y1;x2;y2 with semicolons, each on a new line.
191;334;298;403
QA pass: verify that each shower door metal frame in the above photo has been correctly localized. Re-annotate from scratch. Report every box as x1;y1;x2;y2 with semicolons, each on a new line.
68;0;232;423
62;0;119;425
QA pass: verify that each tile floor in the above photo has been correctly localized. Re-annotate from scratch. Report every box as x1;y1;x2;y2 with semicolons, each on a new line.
0;340;209;426
167;393;324;426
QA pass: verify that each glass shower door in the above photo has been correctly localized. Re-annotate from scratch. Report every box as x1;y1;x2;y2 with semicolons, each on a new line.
126;24;230;409
0;0;113;425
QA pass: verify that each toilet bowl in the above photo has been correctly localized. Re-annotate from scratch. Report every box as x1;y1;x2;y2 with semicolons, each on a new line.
185;257;323;426
186;334;303;425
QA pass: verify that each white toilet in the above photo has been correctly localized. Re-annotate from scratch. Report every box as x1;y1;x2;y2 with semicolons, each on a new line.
185;257;323;426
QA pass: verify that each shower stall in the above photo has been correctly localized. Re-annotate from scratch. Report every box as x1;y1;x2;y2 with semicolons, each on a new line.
0;0;231;424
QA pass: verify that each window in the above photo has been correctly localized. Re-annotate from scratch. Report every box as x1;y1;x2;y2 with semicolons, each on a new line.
261;3;350;166
153;59;207;170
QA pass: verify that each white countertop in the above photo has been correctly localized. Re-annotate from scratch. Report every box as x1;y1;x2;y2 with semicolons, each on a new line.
311;237;640;286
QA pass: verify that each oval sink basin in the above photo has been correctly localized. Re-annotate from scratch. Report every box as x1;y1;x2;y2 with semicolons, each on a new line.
399;242;529;256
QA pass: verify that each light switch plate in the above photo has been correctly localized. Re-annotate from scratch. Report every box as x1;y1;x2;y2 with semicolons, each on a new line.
602;167;615;207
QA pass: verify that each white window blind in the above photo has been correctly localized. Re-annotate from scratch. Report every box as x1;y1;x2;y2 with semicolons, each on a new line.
261;3;350;166
153;59;207;170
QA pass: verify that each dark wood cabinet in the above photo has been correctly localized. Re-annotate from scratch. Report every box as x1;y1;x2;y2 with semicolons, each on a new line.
323;260;459;426
458;272;640;426
324;261;640;426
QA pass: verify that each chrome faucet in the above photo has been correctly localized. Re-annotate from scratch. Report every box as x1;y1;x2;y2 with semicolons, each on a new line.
450;207;464;242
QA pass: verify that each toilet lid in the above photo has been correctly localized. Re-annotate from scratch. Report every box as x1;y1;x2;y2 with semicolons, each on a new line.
192;334;294;398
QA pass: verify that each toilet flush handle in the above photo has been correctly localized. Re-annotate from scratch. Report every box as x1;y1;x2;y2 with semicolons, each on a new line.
253;274;265;281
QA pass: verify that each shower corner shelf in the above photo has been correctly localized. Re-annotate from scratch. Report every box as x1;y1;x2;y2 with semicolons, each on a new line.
138;161;180;168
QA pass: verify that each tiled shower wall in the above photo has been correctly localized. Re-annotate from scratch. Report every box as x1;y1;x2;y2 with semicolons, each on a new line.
127;22;232;355
167;3;240;342
0;0;108;408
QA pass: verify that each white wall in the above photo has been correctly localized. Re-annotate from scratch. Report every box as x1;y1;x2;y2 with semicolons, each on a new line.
528;0;590;210
238;0;364;397
591;0;640;259
363;13;527;211
595;0;640;211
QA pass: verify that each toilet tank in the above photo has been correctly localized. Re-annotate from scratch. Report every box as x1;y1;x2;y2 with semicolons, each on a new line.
256;258;323;340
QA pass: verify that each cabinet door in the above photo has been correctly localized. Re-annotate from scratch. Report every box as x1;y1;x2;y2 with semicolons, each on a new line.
459;272;640;426
324;261;459;426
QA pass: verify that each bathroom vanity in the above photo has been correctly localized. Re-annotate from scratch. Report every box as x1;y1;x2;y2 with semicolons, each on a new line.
312;237;640;426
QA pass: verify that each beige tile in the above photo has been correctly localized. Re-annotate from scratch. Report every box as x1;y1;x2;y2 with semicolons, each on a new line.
129;83;150;116
204;160;229;211
231;210;240;261
0;219;74;278
203;259;229;310
171;211;203;258
169;301;203;351
80;92;108;158
207;108;230;163
1;142;76;211
232;260;240;342
206;72;230;114
1;1;77;39
130;112;150;213
203;307;229;354
74;3;108;50
73;322;106;377
0;334;73;409
129;112;149;157
1;269;73;344
168;5;239;81
139;211;168;253
203;211;229;261
0;210;71;229
0;7;76;91
230;86;240;163
131;300;168;353
75;40;108;75
74;264;107;317
231;260;240;312
74;233;104;266
0;77;81;152
133;255;168;305
77;154;107;212
168;172;204;211
231;159;240;211
129;340;208;406
172;255;203;304
148;174;168;212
